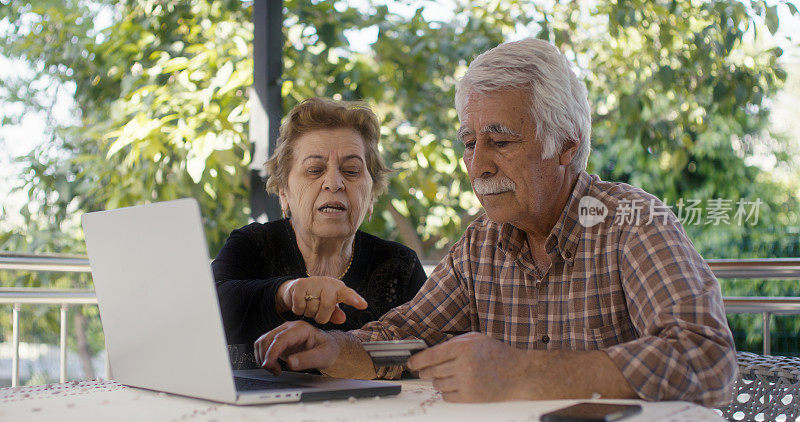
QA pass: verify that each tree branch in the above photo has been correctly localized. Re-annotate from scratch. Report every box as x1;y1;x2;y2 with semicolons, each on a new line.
387;202;425;259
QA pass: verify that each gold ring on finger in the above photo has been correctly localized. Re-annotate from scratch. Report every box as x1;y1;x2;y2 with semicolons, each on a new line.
304;294;320;301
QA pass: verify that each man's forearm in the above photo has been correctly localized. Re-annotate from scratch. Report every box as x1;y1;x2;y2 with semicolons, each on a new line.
319;331;377;379
519;350;638;400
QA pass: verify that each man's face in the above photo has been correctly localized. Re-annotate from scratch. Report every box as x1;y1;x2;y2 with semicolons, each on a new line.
459;89;566;229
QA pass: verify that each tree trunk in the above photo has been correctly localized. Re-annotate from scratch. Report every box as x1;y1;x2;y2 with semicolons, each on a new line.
73;310;95;380
387;202;425;259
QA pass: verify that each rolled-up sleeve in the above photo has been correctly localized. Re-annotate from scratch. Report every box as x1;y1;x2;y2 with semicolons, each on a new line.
349;250;473;378
604;213;737;407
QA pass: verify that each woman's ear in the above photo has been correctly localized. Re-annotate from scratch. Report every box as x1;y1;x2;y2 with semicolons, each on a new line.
559;140;579;166
278;188;286;206
366;194;374;222
278;188;289;216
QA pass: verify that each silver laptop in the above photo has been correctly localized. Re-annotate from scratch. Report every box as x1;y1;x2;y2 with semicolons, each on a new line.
81;198;400;405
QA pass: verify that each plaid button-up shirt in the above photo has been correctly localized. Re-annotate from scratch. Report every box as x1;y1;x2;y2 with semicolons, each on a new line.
351;171;736;407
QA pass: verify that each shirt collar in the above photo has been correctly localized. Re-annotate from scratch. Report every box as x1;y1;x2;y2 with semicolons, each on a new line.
545;171;593;265
497;221;526;256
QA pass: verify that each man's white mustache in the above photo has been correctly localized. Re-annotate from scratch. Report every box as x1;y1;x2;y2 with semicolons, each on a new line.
473;177;516;195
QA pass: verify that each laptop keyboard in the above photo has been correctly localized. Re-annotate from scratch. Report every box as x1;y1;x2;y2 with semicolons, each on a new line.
234;376;305;391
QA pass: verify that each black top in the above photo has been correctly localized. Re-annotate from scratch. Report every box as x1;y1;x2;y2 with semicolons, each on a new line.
213;218;427;345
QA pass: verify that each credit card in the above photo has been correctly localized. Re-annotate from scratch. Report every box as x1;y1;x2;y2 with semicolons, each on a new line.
362;339;427;367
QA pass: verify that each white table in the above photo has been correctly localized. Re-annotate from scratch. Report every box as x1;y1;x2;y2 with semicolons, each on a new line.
0;378;724;421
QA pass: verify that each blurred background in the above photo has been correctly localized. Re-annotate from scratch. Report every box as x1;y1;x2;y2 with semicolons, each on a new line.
1;0;798;386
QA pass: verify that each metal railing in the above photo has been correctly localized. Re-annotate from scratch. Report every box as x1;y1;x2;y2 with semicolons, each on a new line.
707;258;800;356
706;258;800;279
0;253;101;387
1;254;799;387
0;289;99;387
0;253;91;273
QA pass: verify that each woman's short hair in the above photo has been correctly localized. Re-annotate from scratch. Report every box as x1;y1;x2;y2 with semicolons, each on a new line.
265;97;391;197
455;38;592;174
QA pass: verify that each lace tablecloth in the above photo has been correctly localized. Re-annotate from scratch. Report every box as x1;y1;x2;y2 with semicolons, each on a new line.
0;378;723;422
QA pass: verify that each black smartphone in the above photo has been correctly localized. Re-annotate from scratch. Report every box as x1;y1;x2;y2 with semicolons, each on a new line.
540;402;642;422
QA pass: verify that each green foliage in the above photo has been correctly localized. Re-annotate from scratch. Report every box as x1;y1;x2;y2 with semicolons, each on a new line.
3;0;797;258
83;0;253;253
2;0;252;258
537;0;799;259
0;0;253;358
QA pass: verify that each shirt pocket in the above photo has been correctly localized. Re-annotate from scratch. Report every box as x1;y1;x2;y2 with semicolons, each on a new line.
584;316;637;349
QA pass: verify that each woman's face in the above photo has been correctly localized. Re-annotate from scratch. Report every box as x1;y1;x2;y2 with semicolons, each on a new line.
280;128;374;241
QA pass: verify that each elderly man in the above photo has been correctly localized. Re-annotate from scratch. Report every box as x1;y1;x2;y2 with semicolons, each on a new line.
254;38;736;407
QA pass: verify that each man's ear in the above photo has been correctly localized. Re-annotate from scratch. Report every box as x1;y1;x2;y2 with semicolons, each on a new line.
559;140;579;166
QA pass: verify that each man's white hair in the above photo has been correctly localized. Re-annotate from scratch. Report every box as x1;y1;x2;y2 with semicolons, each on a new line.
455;38;592;174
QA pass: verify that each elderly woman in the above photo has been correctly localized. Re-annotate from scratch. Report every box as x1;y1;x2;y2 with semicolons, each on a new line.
213;97;427;346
